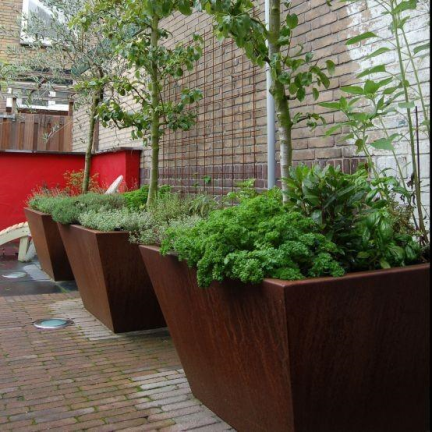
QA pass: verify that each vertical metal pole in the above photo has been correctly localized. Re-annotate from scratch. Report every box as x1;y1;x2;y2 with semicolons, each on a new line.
265;0;276;189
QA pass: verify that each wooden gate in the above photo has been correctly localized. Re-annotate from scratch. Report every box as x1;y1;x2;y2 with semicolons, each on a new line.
0;113;73;152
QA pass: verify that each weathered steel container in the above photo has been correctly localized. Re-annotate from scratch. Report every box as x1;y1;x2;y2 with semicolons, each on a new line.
140;245;430;432
59;225;165;333
25;208;74;281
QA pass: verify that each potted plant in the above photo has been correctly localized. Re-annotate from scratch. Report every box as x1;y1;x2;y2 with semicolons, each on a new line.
140;166;430;432
25;171;103;281
25;198;74;282
49;189;166;333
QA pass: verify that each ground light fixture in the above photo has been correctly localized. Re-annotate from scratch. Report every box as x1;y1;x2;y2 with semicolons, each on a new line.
33;318;74;330
2;271;27;279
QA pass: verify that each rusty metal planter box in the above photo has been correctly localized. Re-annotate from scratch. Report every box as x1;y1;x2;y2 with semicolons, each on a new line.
24;208;74;281
140;245;430;432
59;224;165;333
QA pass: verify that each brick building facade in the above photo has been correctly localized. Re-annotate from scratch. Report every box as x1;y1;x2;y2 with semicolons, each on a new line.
72;0;430;207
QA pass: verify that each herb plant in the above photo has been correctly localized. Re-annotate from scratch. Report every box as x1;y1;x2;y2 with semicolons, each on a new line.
123;185;171;210
321;0;430;243
161;190;345;287
51;193;125;225
284;164;424;271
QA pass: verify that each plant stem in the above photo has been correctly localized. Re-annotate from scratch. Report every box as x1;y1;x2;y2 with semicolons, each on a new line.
147;15;160;207
82;89;101;194
390;0;428;242
401;27;430;138
268;0;292;203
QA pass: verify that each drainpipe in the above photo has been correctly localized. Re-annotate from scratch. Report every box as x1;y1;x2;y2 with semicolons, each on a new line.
265;0;276;189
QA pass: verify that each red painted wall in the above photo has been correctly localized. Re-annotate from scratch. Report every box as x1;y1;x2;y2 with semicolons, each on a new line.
90;150;141;191
0;149;141;231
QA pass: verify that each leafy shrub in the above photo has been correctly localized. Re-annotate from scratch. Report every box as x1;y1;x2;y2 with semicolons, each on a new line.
161;189;345;288
123;185;171;210
51;193;125;225
284;164;423;270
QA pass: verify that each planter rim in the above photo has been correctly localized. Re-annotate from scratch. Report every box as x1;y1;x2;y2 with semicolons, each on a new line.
139;244;430;287
25;207;51;217
58;223;131;237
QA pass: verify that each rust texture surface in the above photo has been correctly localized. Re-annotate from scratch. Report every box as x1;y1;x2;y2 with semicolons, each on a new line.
59;225;165;333
25;208;74;281
140;245;430;432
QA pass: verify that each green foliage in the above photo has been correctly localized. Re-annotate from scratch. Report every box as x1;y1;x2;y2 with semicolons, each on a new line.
131;193;210;246
51;193;125;225
122;185;171;210
284;164;423;271
161;190;345;287
225;179;259;203
28;191;68;214
78;207;152;233
78;0;204;203
198;0;334;199
324;0;430;242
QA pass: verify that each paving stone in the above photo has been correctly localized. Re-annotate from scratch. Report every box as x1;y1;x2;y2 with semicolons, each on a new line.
0;288;232;431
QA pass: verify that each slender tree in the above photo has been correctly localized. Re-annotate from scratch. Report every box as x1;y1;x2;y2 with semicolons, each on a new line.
198;0;335;201
81;0;203;205
8;0;124;193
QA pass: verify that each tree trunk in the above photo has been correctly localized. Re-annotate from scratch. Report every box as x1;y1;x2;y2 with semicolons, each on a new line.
82;90;101;194
268;0;292;203
147;16;161;207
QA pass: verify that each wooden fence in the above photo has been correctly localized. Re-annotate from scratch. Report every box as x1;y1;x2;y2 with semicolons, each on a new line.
0;113;73;152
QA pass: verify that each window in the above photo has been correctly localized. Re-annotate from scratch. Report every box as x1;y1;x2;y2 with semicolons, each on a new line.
21;0;61;46
6;85;71;112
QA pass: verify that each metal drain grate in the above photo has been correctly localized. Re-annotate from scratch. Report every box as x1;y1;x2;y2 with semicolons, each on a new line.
33;319;74;330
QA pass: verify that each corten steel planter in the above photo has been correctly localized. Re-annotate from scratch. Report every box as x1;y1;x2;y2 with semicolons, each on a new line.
59;224;165;333
140;245;430;432
24;208;74;281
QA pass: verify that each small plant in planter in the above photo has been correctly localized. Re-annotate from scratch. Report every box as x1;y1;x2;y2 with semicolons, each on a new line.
25;171;104;281
50;189;215;333
140;166;429;432
50;192;166;333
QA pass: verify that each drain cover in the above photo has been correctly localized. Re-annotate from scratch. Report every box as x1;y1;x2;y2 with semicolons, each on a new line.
33;319;74;330
2;272;27;279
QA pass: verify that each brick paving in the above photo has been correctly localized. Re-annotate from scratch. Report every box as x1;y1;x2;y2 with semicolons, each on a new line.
0;292;233;431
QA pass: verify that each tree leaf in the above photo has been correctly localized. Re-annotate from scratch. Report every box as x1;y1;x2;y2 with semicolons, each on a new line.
319;102;341;110
398;101;415;109
326;60;336;76
286;14;299;29
414;42;430;55
341;85;364;95
364;47;391;59
357;65;386;79
346;31;378;45
325;124;343;136
369;133;399;150
364;80;380;94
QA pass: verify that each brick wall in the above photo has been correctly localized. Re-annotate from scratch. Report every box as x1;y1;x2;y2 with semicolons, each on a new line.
72;0;430;207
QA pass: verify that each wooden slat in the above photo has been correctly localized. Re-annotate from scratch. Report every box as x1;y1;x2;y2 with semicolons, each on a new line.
63;118;73;152
0;113;72;152
37;115;47;151
23;115;35;150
